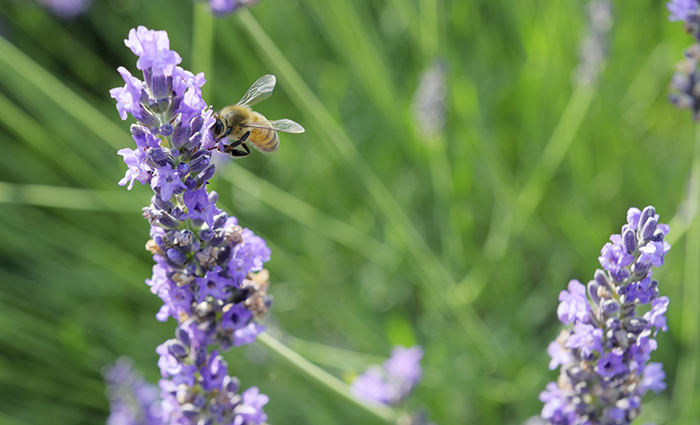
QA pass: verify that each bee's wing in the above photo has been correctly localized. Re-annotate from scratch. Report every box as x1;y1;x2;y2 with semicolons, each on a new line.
236;74;276;106
267;119;305;133
243;119;305;133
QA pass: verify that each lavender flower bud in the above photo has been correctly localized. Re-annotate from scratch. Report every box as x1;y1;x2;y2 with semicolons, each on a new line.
157;211;180;229
212;213;228;230
623;228;636;253
224;376;240;394
181;403;200;419
167;340;188;360
631;260;652;277
195;164;216;187
147;147;174;168
601;299;620;316
199;229;214;241
624;317;648;333
138;105;161;128
188;152;210;173
172;124;191;149
639;206;656;231
150;75;170;100
594;269;614;292
176;327;191;347
185;176;197;191
167;95;182;118
641;218;658;241
587;280;601;306
167;247;187;265
153;195;174;213
160;123;174;137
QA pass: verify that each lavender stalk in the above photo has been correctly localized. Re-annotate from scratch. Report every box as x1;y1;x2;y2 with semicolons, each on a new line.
110;26;271;425
540;206;671;425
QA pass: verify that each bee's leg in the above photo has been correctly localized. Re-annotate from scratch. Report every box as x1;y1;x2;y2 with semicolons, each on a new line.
229;143;251;157
226;131;251;149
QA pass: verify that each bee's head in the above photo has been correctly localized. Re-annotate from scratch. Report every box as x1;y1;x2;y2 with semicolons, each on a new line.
211;117;228;142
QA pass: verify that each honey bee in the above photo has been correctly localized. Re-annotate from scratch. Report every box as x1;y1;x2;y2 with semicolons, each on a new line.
211;74;305;157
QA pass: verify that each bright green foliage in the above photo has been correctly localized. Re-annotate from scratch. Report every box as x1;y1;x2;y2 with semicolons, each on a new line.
0;1;696;424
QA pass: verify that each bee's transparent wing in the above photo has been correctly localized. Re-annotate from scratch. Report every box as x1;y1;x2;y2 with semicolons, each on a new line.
267;119;305;133
243;119;305;133
236;74;276;106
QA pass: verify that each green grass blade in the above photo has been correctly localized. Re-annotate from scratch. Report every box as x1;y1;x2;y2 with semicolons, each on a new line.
221;164;401;269
0;182;144;211
483;84;596;260
192;0;215;101
0;35;128;150
256;332;399;424
0;91;103;184
303;0;404;132
671;124;700;423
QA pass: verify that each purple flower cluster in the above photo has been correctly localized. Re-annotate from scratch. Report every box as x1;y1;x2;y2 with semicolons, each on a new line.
351;345;424;406
203;0;260;16
540;206;670;425
669;44;700;120
110;26;270;425
103;357;162;425
667;0;699;23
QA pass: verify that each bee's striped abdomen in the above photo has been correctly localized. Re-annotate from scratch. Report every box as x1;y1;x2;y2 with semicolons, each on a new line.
249;112;279;153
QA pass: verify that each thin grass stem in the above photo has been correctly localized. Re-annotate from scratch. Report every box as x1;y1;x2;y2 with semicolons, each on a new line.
671;123;700;423
221;164;401;269
255;332;399;425
483;84;596;260
0;35;127;150
192;1;215;101
0;182;144;212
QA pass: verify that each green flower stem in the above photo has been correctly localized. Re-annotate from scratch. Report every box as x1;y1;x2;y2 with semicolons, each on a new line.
255;332;399;425
671;123;700;423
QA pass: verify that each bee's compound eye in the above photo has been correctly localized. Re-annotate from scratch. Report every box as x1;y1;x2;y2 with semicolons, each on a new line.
213;120;224;137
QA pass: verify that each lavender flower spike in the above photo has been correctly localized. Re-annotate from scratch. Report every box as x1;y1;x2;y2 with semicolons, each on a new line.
109;26;272;425
351;345;424;406
540;206;671;425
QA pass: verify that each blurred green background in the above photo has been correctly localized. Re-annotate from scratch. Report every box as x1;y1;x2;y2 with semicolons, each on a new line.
0;0;698;424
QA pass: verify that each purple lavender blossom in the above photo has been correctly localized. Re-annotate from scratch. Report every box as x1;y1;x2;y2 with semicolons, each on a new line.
351;345;424;406
557;280;590;325
667;0;699;22
103;357;162;425
540;206;671;425
109;26;272;425
38;0;91;17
